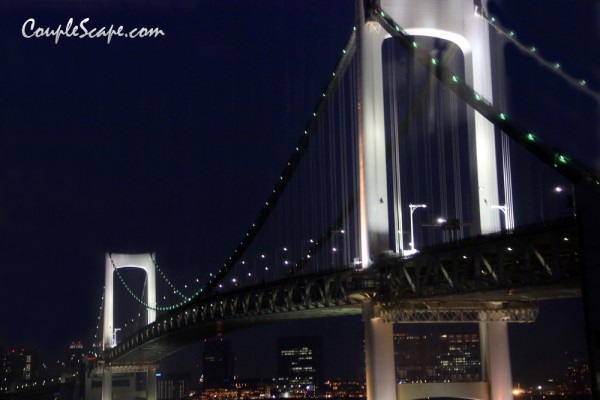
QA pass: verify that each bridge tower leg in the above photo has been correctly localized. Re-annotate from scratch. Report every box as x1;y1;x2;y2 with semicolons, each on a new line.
357;0;391;267
102;368;112;400
103;253;157;351
147;366;157;400
479;318;513;400
363;300;396;400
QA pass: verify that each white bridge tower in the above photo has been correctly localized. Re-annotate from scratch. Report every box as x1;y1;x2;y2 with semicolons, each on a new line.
100;253;158;400
357;0;512;399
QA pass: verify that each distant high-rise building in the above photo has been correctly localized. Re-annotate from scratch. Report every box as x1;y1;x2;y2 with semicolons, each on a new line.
2;348;40;384
559;357;592;396
157;372;191;400
277;336;323;396
0;347;41;390
394;329;481;383
202;339;234;389
67;340;85;373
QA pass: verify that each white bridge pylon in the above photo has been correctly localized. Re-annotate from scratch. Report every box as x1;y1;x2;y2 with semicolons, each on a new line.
102;253;157;400
359;0;513;399
359;0;507;264
103;253;157;352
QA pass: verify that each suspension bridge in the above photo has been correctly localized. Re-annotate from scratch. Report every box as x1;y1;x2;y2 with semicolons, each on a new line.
34;1;598;400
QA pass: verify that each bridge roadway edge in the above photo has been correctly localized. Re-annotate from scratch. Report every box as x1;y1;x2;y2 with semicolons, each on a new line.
103;218;582;367
106;303;363;365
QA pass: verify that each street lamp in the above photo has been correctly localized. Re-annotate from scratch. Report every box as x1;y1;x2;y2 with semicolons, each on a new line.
491;204;514;230
111;328;121;348
553;185;574;212
408;203;427;255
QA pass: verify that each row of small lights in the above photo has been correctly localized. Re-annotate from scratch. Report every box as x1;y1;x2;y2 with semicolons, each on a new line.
108;28;359;312
13;378;61;390
91;288;104;356
115;233;346;308
375;8;600;188
150;254;190;300
193;28;358;298
478;10;595;96
109;253;191;311
227;238;345;284
110;238;344;311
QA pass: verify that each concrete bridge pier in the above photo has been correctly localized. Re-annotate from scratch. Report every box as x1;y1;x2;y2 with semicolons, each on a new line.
147;367;157;400
95;365;157;400
363;303;518;400
101;368;112;400
363;300;396;400
479;319;513;400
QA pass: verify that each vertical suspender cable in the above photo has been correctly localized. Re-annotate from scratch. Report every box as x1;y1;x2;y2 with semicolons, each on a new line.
495;33;515;230
436;83;449;243
450;82;464;239
389;43;404;254
351;58;362;265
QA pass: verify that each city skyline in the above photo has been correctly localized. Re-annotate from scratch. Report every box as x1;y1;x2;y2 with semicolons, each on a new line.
0;0;598;396
2;315;590;395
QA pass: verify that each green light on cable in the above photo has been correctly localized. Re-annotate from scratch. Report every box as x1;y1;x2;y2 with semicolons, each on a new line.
499;113;507;121
557;155;568;164
526;133;536;142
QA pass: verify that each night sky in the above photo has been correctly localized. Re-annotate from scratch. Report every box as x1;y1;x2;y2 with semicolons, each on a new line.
0;0;598;386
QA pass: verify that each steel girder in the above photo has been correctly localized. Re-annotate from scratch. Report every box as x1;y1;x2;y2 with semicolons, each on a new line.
374;218;580;302
105;218;580;365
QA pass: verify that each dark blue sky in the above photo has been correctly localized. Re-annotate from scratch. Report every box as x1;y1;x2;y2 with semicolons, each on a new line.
0;0;598;385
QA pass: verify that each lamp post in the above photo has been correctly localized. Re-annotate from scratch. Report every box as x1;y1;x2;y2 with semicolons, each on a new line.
408;203;427;255
111;328;121;348
491;205;511;230
332;229;345;267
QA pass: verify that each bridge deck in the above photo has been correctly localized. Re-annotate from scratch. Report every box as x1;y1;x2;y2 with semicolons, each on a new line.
104;218;580;365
